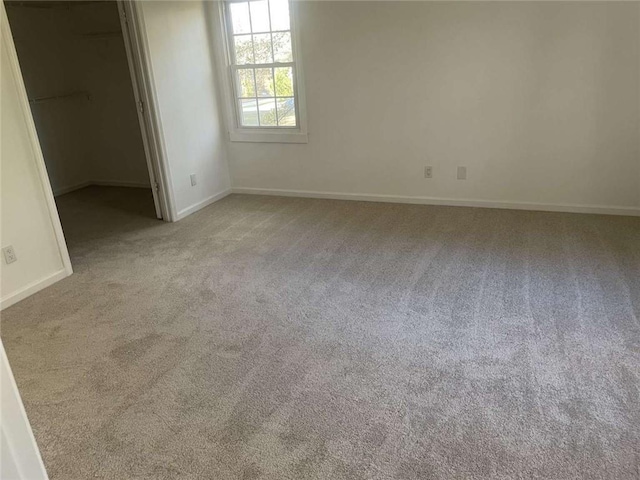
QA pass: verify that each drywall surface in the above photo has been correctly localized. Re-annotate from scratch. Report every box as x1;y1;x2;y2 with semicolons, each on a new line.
72;2;150;188
5;3;89;194
5;1;149;194
1;27;67;308
138;0;231;218
228;2;640;212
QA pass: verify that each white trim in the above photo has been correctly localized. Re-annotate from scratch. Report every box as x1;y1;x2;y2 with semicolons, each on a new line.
289;0;307;135
229;130;308;143
118;0;163;220
231;187;640;217
1;4;73;279
90;180;150;189
210;0;308;144
1;342;49;479
175;189;233;221
53;181;93;196
121;1;177;222
53;180;151;196
0;269;69;311
208;1;236;143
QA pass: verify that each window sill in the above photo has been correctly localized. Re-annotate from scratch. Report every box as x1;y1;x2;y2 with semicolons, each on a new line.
229;130;308;144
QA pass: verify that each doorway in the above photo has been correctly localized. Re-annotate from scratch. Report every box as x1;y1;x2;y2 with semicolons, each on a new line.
5;0;165;236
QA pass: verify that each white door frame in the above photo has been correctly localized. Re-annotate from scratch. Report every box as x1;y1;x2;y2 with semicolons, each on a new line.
117;0;176;222
1;341;49;480
0;1;73;300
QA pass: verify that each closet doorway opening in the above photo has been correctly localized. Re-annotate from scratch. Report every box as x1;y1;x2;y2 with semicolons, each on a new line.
5;0;169;249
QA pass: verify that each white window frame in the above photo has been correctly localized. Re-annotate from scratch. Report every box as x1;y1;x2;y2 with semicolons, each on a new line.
213;0;308;144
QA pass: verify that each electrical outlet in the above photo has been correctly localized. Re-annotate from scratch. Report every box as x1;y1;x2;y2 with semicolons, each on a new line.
190;174;197;187
424;166;433;179
457;166;467;180
3;245;17;264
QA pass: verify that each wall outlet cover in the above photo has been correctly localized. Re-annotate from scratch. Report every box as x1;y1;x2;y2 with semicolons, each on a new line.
3;246;17;264
190;174;197;187
457;166;467;180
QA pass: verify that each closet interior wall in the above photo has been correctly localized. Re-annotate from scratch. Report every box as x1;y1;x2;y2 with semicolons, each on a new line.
6;1;150;195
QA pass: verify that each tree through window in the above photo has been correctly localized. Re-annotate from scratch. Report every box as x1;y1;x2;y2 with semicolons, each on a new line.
225;0;298;128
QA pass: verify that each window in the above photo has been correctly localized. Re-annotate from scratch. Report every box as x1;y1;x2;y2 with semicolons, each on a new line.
222;0;306;142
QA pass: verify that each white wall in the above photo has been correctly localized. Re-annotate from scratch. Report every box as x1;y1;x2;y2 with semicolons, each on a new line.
138;0;231;220
5;1;150;195
228;2;640;214
5;3;89;194
0;4;71;310
72;2;150;189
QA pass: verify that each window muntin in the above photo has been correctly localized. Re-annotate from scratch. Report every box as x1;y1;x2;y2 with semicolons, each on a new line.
225;0;298;129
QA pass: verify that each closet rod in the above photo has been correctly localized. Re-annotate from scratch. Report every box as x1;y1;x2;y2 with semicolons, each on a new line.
29;91;91;104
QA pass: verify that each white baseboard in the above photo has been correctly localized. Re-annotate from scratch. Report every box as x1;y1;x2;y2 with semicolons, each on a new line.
54;180;151;197
53;181;92;196
175;189;232;221
0;268;71;311
231;187;640;217
90;180;151;189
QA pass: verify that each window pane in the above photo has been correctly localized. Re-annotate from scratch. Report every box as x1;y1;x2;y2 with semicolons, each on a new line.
234;35;254;64
253;34;272;63
229;2;251;34
276;98;296;126
272;31;292;62
274;67;293;97
240;99;259;126
269;0;290;31
237;69;256;97
255;68;274;97
249;0;270;32
258;98;277;126
226;0;299;130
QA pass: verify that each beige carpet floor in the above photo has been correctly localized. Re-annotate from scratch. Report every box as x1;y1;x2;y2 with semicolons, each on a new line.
2;186;640;479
